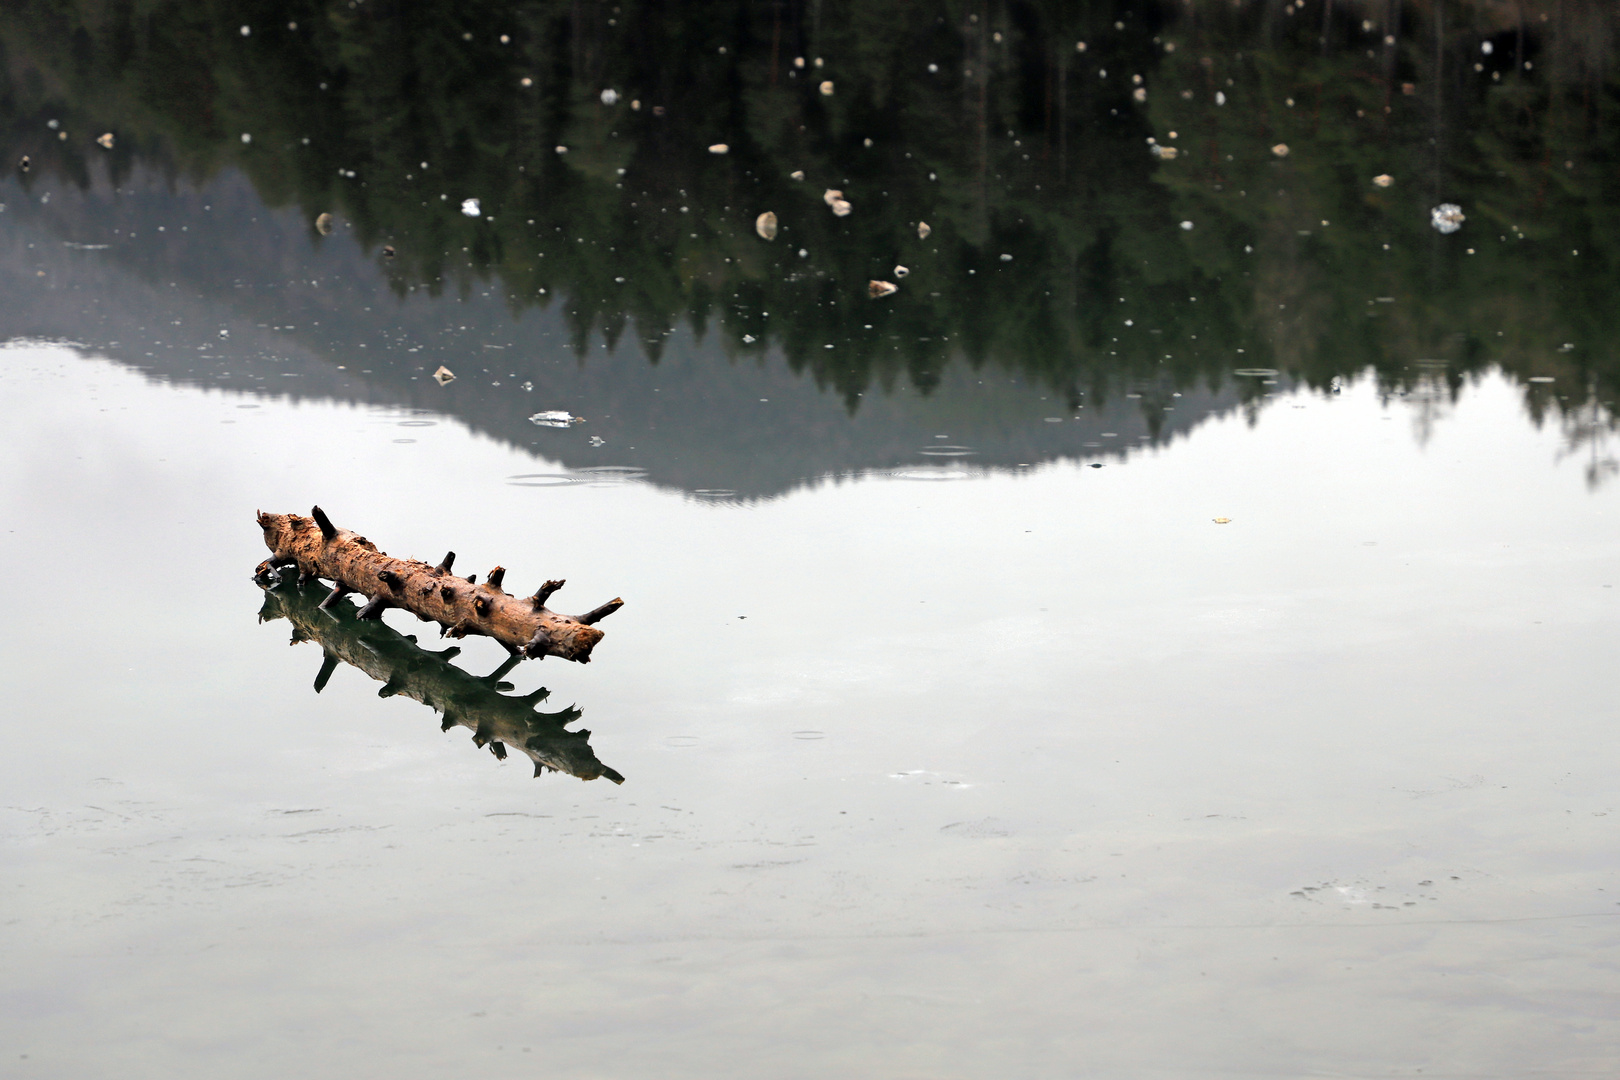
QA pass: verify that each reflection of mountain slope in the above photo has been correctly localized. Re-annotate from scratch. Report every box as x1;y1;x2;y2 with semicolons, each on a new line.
257;581;624;784
0;167;1246;498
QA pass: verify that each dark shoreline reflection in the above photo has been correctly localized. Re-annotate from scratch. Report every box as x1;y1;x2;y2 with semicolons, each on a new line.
257;581;625;784
3;0;1618;490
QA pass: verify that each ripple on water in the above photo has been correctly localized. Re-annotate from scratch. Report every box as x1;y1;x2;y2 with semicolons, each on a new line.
664;735;700;747
574;466;648;486
691;489;739;499
396;419;438;427
888;466;976;481
505;473;580;487
791;730;825;740
918;445;977;457
1233;368;1280;377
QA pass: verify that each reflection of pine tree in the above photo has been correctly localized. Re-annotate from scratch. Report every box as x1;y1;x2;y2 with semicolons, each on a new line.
2;0;1617;426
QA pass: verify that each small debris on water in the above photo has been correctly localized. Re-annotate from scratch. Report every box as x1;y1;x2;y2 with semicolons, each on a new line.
529;411;584;427
1151;145;1178;159
461;198;482;217
600;88;619;105
314;212;334;234
755;211;778;240
1272;143;1290;157
1180;220;1195;230
382;245;395;258
588;436;605;447
18;155;30;172
743;334;756;344
96;132;115;150
831;198;852;217
1528;376;1556;383
894;265;909;278
790;170;805;181
823;188;843;205
1430;203;1465;233
1133;87;1148;102
709;143;730;155
433;366;456;385
819;80;835;95
1372;174;1394;187
918;221;931;239
1213;517;1232;524
869;280;899;298
999;253;1013;261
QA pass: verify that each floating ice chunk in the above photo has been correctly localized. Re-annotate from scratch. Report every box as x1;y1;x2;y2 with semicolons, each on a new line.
588;436;605;447
529;410;583;427
894;265;909;278
433;366;456;385
461;198;481;217
1430;203;1464;233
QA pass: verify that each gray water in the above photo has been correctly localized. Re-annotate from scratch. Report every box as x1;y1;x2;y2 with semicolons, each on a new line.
4;3;1620;1076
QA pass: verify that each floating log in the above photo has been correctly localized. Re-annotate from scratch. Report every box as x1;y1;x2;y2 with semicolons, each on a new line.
258;581;624;783
255;507;621;663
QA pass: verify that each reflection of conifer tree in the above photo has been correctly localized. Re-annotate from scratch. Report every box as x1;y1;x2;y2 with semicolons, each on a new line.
1;0;1616;429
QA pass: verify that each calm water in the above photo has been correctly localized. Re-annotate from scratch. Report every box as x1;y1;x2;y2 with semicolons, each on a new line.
4;3;1620;1077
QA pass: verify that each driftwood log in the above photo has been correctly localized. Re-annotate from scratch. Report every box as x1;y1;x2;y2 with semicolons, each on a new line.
258;581;623;783
255;507;621;663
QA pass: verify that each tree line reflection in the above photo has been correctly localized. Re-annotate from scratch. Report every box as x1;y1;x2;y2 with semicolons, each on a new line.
3;0;1616;443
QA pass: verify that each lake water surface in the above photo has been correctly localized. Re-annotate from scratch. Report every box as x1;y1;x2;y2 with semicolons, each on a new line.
3;3;1619;1077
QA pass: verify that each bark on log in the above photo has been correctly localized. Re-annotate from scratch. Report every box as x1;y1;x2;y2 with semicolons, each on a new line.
258;582;623;783
255;507;621;663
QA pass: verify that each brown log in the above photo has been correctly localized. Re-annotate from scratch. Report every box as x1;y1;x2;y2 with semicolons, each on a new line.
255;507;622;663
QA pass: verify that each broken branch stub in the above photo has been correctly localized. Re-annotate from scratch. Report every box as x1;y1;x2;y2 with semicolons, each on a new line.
255;508;621;663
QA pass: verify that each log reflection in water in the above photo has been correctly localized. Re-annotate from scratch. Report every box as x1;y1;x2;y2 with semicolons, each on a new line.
256;582;624;784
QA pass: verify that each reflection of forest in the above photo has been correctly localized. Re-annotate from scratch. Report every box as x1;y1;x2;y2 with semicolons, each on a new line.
3;0;1617;423
258;581;625;784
